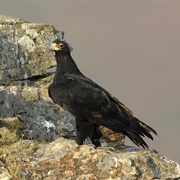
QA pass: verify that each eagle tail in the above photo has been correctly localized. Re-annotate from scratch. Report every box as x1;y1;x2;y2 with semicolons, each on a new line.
124;130;149;149
124;117;157;149
90;116;157;149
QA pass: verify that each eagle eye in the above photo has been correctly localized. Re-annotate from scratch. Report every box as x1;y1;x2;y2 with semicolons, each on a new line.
59;43;64;48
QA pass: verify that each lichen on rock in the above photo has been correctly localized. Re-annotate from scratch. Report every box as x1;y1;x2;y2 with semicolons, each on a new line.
1;138;179;180
0;15;58;85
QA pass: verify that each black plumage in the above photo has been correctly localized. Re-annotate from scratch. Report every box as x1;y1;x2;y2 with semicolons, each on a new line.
48;39;157;149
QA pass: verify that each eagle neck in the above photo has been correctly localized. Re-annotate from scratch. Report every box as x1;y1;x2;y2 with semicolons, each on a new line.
53;54;82;84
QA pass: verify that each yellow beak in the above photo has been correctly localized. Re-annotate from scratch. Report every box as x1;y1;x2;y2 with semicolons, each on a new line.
51;43;61;51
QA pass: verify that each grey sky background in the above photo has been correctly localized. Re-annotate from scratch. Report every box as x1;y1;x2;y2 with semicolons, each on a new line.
0;1;179;163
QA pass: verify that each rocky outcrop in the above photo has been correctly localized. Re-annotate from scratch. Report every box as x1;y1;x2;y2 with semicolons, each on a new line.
0;15;76;141
0;16;180;179
1;138;180;180
0;15;58;86
0;86;76;141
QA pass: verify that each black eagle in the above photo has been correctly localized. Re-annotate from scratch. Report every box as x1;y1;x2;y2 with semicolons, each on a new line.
48;39;157;149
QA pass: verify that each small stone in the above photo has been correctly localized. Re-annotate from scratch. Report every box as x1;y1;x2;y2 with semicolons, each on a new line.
0;166;12;180
0;117;25;129
21;87;39;103
0;127;16;145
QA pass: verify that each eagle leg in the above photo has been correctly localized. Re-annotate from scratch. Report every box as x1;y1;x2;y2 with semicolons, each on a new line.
75;119;102;147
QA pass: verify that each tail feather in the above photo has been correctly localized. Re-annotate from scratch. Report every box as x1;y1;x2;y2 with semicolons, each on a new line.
90;116;157;149
135;117;157;135
141;128;154;140
124;118;157;149
129;123;154;140
103;90;157;148
125;130;149;149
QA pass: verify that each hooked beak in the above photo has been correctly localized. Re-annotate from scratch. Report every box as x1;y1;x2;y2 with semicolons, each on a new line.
50;43;61;51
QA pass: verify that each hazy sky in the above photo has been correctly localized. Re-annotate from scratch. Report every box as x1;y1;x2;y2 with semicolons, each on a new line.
0;1;180;163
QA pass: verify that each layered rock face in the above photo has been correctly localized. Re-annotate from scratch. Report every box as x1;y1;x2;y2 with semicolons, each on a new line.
0;16;180;180
0;15;56;85
0;15;76;141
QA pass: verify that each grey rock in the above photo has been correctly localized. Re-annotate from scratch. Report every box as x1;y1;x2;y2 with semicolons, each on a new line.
0;86;76;141
0;15;76;142
0;15;59;86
